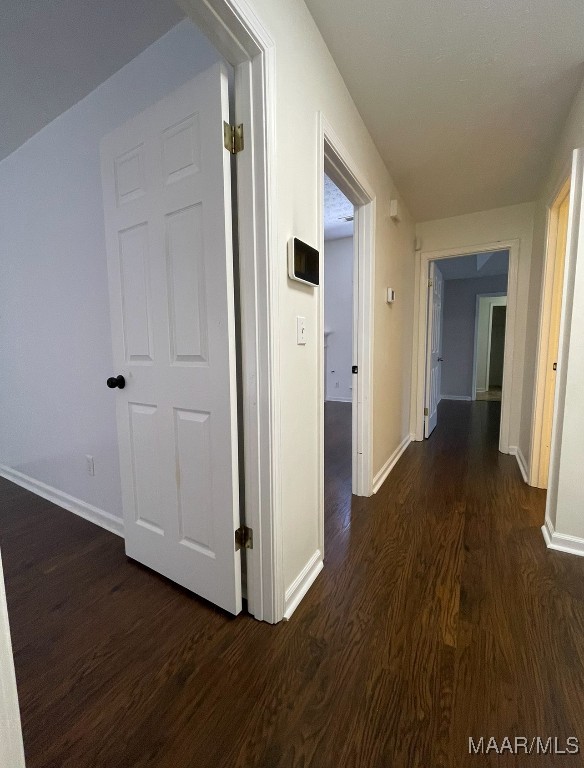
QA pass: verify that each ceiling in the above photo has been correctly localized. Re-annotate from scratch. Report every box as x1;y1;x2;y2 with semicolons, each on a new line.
324;175;354;240
437;250;509;281
0;0;185;162
305;0;584;221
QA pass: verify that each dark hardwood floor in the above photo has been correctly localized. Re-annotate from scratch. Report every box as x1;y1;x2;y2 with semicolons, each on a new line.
2;399;584;767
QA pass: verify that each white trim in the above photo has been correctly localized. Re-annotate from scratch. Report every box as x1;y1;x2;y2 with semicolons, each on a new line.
440;395;472;401
542;517;584;557
283;551;323;620
179;0;282;623
0;465;124;537
325;396;352;403
508;446;528;484
412;239;519;455
0;548;25;768
372;434;411;493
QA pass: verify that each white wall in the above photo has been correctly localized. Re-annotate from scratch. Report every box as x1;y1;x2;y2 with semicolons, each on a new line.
441;275;508;398
229;0;416;597
324;237;353;402
416;202;535;450
476;296;507;392
0;21;223;520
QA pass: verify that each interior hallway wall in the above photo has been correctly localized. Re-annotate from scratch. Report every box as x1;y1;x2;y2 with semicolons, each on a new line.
416;202;535;451
324;237;353;402
182;0;417;601
441;275;508;399
0;21;223;521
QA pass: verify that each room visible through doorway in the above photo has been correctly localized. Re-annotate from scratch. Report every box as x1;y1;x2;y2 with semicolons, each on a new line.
422;249;510;441
323;174;354;529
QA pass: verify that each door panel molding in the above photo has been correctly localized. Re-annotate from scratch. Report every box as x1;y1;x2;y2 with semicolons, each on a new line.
101;64;242;615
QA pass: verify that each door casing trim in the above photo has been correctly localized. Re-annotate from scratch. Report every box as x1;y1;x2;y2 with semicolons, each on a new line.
178;0;282;622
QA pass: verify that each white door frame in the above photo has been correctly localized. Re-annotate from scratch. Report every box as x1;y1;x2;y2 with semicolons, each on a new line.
529;171;571;489
471;293;507;400
176;0;281;621
318;114;376;528
412;240;519;453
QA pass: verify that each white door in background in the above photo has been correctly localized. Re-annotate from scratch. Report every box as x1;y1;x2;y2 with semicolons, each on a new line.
100;63;242;614
425;262;443;437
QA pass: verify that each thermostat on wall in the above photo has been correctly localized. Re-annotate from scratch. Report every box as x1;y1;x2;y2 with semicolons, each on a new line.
288;238;319;286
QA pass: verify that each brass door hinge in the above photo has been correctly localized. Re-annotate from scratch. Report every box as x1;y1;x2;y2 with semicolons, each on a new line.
224;122;244;154
235;525;253;551
428;279;433;287
424;407;429;416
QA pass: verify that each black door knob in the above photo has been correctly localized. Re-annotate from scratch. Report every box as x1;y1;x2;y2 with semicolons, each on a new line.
107;375;126;389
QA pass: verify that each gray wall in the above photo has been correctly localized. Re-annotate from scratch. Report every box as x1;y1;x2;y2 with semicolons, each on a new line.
0;21;223;520
441;274;508;398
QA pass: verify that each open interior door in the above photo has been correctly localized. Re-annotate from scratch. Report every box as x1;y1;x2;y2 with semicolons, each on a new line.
545;146;584;530
100;63;242;614
424;262;443;438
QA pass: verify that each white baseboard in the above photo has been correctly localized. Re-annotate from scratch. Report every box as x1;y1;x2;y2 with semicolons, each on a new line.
542;517;584;557
475;388;488;394
325;396;352;403
283;550;323;620
508;446;528;484
0;464;124;538
440;395;472;401
372;433;411;494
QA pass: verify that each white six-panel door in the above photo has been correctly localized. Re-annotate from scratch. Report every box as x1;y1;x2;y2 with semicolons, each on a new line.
100;63;242;614
425;263;443;437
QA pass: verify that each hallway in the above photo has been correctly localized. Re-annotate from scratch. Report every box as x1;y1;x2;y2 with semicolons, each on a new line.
2;400;584;767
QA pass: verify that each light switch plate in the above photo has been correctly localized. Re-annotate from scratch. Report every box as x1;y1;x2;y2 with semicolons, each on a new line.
296;316;307;345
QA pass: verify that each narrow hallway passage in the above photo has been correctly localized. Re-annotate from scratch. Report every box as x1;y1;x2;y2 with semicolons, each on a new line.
2;400;584;767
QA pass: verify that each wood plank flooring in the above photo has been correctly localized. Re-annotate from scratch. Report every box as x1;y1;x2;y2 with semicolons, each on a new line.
2;399;584;767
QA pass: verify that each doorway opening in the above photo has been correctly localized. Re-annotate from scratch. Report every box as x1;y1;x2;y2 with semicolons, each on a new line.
413;241;519;453
423;251;509;437
323;175;355;527
474;297;507;402
316;116;375;571
530;176;571;489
